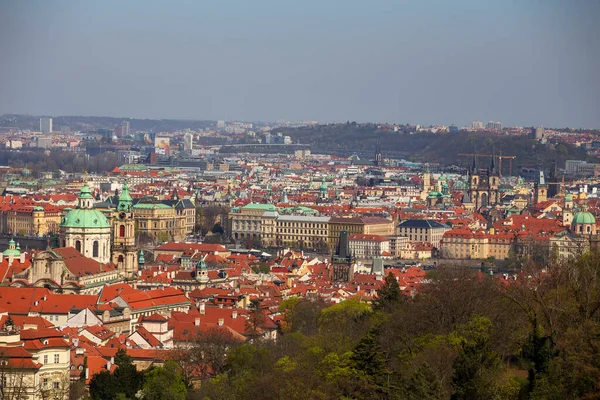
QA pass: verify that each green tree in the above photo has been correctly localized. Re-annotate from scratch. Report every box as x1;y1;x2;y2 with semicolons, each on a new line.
89;349;143;400
449;315;501;400
375;272;402;311
140;361;187;400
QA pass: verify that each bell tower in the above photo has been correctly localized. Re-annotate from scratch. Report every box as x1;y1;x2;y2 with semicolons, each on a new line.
112;180;138;276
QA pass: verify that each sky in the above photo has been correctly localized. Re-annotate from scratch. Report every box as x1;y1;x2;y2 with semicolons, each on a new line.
0;0;599;127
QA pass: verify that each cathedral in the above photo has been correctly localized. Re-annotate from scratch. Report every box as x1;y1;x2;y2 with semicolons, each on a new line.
467;155;500;209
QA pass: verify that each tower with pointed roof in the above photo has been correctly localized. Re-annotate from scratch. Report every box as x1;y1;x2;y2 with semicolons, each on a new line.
195;257;209;286
111;180;138;275
467;155;500;209
60;183;111;263
319;177;328;201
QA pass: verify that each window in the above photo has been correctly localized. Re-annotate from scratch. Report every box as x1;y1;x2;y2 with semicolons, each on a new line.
43;355;48;364
93;241;99;258
54;381;60;389
119;224;125;237
54;354;60;363
75;240;81;252
43;378;48;388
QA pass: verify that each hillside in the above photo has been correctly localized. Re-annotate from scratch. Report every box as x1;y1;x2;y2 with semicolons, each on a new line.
276;124;593;171
0;114;215;132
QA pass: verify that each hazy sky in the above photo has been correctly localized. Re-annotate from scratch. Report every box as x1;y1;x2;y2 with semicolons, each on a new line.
1;1;599;127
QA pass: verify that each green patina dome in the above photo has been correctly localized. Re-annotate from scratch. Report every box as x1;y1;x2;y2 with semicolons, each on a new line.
573;205;595;225
3;239;20;257
565;193;573;202
60;183;110;229
61;208;110;229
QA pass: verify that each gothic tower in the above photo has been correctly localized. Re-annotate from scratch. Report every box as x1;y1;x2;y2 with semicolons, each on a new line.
111;180;138;276
374;144;383;167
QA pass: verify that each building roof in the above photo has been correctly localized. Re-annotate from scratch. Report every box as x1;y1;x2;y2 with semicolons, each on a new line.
241;203;277;212
398;219;449;229
572;204;596;225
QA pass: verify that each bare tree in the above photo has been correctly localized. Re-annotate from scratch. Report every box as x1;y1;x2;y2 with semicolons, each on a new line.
174;327;242;387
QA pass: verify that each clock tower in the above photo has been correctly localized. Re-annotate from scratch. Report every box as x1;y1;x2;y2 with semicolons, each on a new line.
112;180;138;276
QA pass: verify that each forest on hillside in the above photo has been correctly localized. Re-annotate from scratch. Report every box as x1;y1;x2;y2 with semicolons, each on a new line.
276;124;593;172
187;253;600;400
86;252;600;400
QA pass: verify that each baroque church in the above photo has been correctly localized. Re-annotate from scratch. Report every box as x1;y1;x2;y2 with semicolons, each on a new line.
58;181;138;275
8;182;140;293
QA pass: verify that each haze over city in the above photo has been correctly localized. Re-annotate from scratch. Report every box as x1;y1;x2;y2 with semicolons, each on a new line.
1;0;599;127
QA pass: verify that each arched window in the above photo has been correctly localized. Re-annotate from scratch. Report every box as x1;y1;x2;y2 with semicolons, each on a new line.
75;240;81;252
119;225;125;237
93;241;99;258
587;226;591;233
118;255;124;264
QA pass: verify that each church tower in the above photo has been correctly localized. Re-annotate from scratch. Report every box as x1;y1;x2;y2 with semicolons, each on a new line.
562;193;573;226
60;183;111;264
533;171;548;204
111;180;138;276
319;178;328;201
374;144;383;167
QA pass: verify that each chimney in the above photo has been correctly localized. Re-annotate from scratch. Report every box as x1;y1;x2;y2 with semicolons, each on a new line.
218;318;224;326
110;356;114;364
153;271;157;277
106;360;112;371
232;310;237;319
194;318;200;326
85;368;89;381
19;253;25;264
199;303;205;315
219;304;223;309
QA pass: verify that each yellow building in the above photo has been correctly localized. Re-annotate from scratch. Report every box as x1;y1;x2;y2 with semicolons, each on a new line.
274;215;330;250
229;203;278;242
329;217;394;251
1;206;62;236
441;228;515;260
133;203;187;242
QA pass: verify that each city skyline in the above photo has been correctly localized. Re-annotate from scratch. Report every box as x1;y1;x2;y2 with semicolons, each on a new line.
1;1;599;128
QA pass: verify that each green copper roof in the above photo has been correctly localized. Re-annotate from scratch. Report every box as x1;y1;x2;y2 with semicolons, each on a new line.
565;193;573;202
320;177;327;190
573;205;596;225
133;203;172;210
3;238;20;257
117;180;133;211
61;208;111;229
79;183;94;199
241;203;276;212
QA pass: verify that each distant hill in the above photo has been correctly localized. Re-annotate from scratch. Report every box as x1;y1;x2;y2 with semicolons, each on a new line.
276;123;593;172
0;114;215;132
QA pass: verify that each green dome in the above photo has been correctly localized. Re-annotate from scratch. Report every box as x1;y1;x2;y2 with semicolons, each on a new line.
3;239;20;257
79;183;94;199
565;193;573;201
573;205;595;225
61;208;110;229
